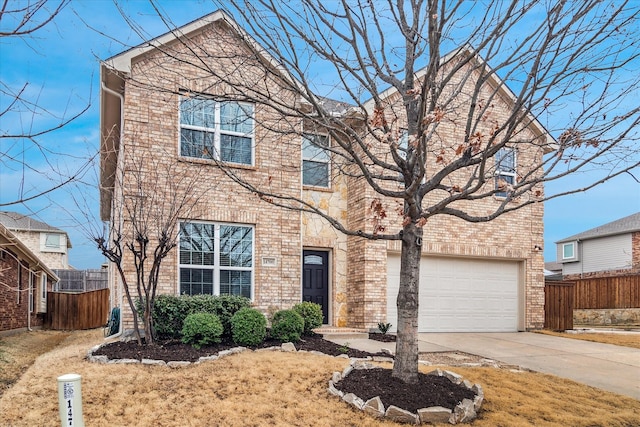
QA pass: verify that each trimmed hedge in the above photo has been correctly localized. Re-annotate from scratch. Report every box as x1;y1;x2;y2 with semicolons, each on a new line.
181;312;223;349
231;307;267;346
292;302;323;334
147;294;251;340
270;309;304;342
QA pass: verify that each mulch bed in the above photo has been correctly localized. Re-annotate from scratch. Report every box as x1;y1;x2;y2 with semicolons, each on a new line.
93;333;477;415
368;332;397;343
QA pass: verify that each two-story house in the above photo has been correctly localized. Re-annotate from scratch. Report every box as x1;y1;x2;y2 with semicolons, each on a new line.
0;223;58;332
0;211;72;270
100;11;551;333
556;212;640;279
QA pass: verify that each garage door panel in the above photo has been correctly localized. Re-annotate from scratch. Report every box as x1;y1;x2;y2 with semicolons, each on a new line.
387;255;519;333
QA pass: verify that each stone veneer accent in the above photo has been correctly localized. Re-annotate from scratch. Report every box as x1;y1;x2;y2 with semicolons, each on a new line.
574;308;640;326
328;361;483;425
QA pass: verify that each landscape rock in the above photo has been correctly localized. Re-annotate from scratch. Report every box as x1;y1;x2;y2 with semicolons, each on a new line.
418;406;452;424
443;370;464;384
109;358;139;364
328;381;344;398
281;342;297;352
374;356;395;363
451;398;477;424
363;396;385;418
89;355;109;364
332;371;342;383
142;358;166;366
342;393;364;409
167;361;191;368
385;405;419;424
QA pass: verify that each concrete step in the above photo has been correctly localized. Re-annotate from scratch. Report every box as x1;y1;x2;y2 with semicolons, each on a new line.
313;327;369;341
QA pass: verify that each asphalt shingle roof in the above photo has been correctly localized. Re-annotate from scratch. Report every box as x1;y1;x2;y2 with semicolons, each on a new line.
0;211;64;233
556;212;640;243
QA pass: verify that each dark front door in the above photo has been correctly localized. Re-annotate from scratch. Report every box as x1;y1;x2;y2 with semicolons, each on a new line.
302;250;329;323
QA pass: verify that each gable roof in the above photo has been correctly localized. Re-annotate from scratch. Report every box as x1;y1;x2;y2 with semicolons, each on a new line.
0;211;72;248
364;45;557;152
556;212;640;243
0;223;59;281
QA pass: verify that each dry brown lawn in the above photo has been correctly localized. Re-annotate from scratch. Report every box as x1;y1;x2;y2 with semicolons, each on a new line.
1;329;639;426
0;330;70;396
537;329;640;349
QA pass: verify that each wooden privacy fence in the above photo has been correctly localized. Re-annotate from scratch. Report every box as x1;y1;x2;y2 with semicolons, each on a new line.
544;281;574;331
53;269;108;292
45;288;110;330
573;275;640;309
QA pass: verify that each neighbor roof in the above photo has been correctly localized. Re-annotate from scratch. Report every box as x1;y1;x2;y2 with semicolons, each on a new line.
556;212;640;243
0;223;59;281
0;211;72;248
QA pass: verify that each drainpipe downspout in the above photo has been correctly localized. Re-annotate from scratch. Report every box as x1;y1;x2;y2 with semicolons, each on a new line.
101;80;125;340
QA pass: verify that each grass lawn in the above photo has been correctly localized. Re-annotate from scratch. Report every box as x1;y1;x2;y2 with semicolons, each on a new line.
537;329;640;349
1;329;639;426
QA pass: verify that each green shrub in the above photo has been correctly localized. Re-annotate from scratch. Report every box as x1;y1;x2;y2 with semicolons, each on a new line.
270;310;304;342
231;308;267;346
377;322;392;335
292;302;323;334
181;312;223;349
144;294;252;340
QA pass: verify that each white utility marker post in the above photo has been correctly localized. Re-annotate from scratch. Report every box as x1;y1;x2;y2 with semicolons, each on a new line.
57;373;85;427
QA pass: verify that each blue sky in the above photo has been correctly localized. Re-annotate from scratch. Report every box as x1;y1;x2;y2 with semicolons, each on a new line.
1;1;638;269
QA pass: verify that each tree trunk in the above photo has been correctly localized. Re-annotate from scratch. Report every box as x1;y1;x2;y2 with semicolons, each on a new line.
392;221;423;383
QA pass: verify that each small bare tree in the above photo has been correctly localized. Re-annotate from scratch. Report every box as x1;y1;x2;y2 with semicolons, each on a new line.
72;135;210;346
115;0;639;381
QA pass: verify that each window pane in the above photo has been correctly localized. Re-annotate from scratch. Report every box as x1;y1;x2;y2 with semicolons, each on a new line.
303;160;329;187
302;134;329;161
181;129;215;159
221;102;253;134
220;270;251;298
563;243;574;259
180;223;215;266
180;268;214;295
45;234;60;248
220;226;252;267
220;134;252;164
496;148;515;172
180;97;215;128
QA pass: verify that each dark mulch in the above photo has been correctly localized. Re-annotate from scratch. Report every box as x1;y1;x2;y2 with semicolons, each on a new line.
336;367;476;412
93;333;477;415
368;332;396;343
93;333;387;362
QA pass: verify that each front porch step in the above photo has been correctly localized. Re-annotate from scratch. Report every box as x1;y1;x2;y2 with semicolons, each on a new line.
313;327;369;341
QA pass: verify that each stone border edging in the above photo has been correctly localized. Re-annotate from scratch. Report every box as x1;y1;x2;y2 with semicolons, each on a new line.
85;341;395;367
328;360;483;425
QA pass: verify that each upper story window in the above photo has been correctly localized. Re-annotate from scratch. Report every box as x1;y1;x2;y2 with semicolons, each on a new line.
180;96;254;165
561;241;579;262
495;147;516;197
179;221;254;298
40;232;64;253
302;133;330;187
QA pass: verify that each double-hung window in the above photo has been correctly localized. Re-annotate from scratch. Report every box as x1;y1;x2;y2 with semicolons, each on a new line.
179;222;253;298
180;95;254;165
495;147;516;197
302;133;330;187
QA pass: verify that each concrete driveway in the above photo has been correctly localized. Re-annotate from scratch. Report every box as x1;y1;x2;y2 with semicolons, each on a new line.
417;332;640;399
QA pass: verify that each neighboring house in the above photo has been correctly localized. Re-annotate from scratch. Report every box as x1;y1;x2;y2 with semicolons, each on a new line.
100;11;552;333
0;211;72;270
0;223;58;332
555;212;640;279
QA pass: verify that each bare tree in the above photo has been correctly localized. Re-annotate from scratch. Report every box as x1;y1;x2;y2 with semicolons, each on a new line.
70;137;211;345
116;0;639;381
0;0;92;207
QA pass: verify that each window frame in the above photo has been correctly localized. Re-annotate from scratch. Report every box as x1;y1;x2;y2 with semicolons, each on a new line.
495;147;517;198
178;221;255;299
179;94;255;166
302;133;331;188
561;241;578;262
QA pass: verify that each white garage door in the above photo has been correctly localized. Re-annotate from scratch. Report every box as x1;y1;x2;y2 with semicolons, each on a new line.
387;254;520;332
